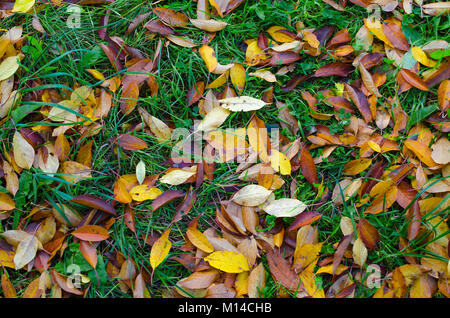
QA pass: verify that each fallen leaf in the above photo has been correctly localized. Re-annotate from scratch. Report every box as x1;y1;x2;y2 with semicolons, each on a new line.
204;251;250;273
232;185;272;207
72;225;110;242
263;198;307;218
150;229;172;270
219;96;266;112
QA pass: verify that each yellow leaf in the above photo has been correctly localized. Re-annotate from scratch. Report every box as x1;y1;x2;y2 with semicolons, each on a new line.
352;237;368;267
86;69;105;81
249;70;277;82
199;45;218;72
247;262;265;298
12;0;35;13
245;41;267;66
266;26;295;43
235;272;249;297
364;18;392;46
186;227;214;253
230;63;246;94
13;131;35;170
204;251;250;273
299;262;325;298
0;250;15;269
412;46;437;67
269;149;291;175
60;161;92;183
208;0;224;17
293;242;323;271
344;158;373;175
0;56;20;81
197;106;230;131
367;140;381;153
129;185;162;202
0;192;15;211
138;107;172;142
150;229;172;270
263;198;307;218
316;264;348;276
189;18;227;32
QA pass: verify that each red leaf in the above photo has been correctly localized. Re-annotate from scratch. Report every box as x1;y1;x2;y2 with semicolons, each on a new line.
313;62;354;77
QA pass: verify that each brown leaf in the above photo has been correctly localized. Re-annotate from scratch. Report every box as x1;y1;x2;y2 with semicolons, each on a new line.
50;269;83;295
357;219;379;250
187;81;205;106
173;187;197;223
344;83;372;122
71;194;116;215
115;134;148;151
382;21;410;51
300;145;318;185
359;53;385;69
151;190;185;212
425;61;450;88
288;211;322;231
266;248;300;292
152;7;189;27
99;43;123;72
123;206;136;234
332;234;353;276
144;20;174;35
126;13;152;35
313;62;354;77
281;74;310;92
178;270;220;289
269;51;301;66
406;201;421;242
400;69;429;91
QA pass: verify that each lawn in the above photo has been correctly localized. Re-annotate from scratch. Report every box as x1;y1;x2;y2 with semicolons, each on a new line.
0;0;449;299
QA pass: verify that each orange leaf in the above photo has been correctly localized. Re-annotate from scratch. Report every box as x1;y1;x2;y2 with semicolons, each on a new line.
1;273;16;298
80;240;98;269
72;225;110;242
400;69;429;91
300;145;318;184
152;7;189;27
403;140;437;167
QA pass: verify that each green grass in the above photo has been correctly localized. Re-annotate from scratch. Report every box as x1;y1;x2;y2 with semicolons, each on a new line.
0;0;449;298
